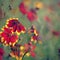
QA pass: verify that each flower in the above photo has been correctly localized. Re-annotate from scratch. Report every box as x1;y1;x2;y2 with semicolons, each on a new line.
10;45;22;60
27;9;38;22
52;30;60;36
10;42;36;60
24;43;36;57
28;25;39;36
31;34;38;41
0;27;18;46
6;18;26;34
19;2;28;15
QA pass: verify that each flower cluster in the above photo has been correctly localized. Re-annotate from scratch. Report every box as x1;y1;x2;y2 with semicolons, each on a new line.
0;18;40;60
0;18;26;46
10;42;36;60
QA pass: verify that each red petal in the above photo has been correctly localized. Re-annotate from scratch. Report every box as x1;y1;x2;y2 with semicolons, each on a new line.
13;25;17;32
27;11;38;22
3;28;12;34
20;24;25;32
32;35;38;40
24;44;29;51
7;20;14;27
31;45;36;51
17;24;25;32
17;25;21;32
10;35;18;43
1;32;9;40
19;2;28;14
30;51;36;57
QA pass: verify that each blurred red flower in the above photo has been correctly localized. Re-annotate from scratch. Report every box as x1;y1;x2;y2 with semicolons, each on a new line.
52;30;60;36
19;2;28;15
27;9;38;22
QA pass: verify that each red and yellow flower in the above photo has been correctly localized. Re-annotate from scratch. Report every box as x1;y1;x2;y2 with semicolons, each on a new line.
6;18;26;35
0;27;18;46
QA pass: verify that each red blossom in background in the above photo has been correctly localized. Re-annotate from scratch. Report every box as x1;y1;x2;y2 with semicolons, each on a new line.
52;30;60;36
19;2;28;15
19;2;38;22
6;18;26;34
57;2;60;7
0;27;18;46
27;9;38;22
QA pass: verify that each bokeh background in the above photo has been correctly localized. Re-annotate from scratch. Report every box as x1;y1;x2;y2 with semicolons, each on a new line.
0;0;60;60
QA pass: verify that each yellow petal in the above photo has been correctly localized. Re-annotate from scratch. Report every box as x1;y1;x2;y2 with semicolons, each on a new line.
26;52;30;57
20;46;25;50
34;1;43;9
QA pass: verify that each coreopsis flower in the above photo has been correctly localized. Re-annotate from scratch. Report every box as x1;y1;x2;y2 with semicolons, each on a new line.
6;18;26;34
27;9;38;22
19;2;28;15
0;27;18;46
